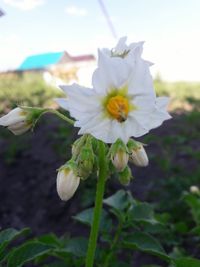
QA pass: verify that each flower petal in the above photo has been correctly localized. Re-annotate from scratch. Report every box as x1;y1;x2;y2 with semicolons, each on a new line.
128;58;155;97
58;83;101;121
55;98;68;110
114;36;128;53
92;50;131;94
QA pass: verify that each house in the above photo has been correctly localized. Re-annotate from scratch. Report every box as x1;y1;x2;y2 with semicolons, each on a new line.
18;51;96;85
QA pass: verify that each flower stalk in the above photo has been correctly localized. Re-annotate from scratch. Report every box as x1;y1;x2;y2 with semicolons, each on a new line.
44;109;75;125
85;141;107;267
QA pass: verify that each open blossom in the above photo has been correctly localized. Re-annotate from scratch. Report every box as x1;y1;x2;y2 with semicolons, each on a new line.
56;39;171;144
0;107;31;135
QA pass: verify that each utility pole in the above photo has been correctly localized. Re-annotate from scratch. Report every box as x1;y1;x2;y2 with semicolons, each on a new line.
97;0;117;39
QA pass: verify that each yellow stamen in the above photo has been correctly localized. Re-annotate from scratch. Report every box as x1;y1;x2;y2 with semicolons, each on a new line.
106;95;129;122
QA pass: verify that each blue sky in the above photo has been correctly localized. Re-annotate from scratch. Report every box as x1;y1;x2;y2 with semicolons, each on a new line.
0;0;200;81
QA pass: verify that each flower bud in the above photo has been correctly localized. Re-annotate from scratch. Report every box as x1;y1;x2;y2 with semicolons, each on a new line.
112;149;129;172
110;139;128;172
0;106;44;135
118;166;133;185
77;145;94;179
129;141;149;167
190;186;200;194
0;107;31;135
57;162;80;201
72;135;87;158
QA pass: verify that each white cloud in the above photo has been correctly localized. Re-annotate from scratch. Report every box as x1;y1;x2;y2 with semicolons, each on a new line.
3;0;45;11
65;5;87;16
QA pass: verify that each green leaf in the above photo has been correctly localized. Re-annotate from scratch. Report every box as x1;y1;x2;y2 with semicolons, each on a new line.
42;261;70;267
103;190;131;211
61;237;88;258
0;228;30;261
174;222;188;234
184;193;200;225
114;262;130;267
7;241;53;267
73;208;112;232
37;233;61;247
174;257;200;267
129;202;158;225
122;231;171;262
190;226;200;235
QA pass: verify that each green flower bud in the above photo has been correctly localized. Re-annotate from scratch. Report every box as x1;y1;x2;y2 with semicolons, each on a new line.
77;140;95;179
118;166;133;185
72;135;87;158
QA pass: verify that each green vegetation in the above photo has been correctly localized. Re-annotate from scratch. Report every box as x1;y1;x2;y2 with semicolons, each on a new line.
1;190;200;266
0;72;63;113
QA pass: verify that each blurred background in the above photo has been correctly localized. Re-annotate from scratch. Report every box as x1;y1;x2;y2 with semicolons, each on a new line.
0;1;200;264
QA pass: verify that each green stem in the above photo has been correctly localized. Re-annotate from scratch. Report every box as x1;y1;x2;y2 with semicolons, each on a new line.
85;141;107;267
46;109;75;125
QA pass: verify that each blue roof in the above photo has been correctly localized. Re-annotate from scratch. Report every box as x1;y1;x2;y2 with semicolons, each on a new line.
18;52;64;71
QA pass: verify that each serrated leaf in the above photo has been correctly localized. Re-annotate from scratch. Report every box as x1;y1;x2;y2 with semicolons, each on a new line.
174;257;200;267
122;231;170;262
0;228;30;261
103;190;130;211
73;208;112;232
7;241;53;267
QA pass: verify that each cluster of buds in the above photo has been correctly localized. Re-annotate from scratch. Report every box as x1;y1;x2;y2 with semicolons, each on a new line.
57;136;149;201
0;106;44;135
57;135;96;201
109;138;149;186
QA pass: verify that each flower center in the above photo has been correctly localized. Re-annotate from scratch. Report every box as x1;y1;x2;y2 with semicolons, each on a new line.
106;95;129;122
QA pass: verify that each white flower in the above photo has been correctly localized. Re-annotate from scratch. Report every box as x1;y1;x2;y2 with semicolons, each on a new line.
0;107;31;135
112;149;129;172
56;45;171;144
129;144;149;167
57;167;80;201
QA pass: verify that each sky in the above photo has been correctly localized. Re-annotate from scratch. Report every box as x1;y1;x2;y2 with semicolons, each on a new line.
0;0;200;81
